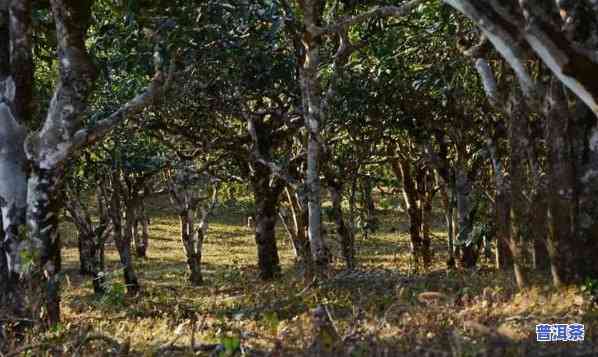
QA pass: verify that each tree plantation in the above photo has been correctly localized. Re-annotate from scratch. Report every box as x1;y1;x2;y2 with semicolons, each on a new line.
1;0;597;355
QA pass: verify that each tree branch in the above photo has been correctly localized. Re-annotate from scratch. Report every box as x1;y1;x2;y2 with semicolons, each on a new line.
313;0;426;37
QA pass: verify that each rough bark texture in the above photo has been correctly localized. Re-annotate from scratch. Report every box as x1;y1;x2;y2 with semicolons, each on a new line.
0;0;29;322
136;200;150;258
167;164;217;286
26;166;64;326
495;187;513;270
574;105;598;281
280;187;312;272
444;1;598;112
328;178;355;270
455;167;477;268
179;212;204;286
251;164;283;280
545;79;580;286
108;172;140;294
299;1;329;276
0;0;169;327
440;185;456;268
529;185;550;271
65;186;110;294
508;90;530;289
390;158;431;269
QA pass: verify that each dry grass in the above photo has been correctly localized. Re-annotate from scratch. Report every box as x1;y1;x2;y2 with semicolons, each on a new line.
12;195;598;355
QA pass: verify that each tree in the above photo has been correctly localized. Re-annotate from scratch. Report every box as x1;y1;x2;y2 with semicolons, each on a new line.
165;161;218;286
0;0;171;327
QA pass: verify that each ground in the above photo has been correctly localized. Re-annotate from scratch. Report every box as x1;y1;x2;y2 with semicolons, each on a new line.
13;195;598;356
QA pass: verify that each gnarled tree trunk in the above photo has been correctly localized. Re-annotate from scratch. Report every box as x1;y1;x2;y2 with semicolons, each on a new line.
65;185;111;294
328;178;355;270
279;187;312;272
108;171;140;294
545;79;581;286
0;0;169;327
391;157;429;269
167;165;218;286
455;166;477;268
508;90;530;289
251;163;284;280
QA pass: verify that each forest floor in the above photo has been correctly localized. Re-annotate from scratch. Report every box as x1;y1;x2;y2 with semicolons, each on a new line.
17;196;598;356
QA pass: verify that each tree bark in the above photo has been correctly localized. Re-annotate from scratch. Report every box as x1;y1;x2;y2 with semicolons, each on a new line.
179;211;203;286
440;185;456;268
529;186;550;271
391;158;428;268
545;79;580;286
282;187;312;271
299;1;329;276
251;165;283;280
455;167;477;268
137;200;150;258
420;169;434;267
109;172;140;294
495;187;513;270
166;165;217;286
328;179;355;270
508;90;530;289
574;107;598;281
66;186;109;295
26;166;63;327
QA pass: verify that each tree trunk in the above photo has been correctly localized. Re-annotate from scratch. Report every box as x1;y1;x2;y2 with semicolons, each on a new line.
487;138;513;271
573;106;598;281
545;79;580;286
391;158;427;268
283;187;312;272
328;180;355;270
125;198;144;259
26;166;63;327
420;169;434;267
299;2;329;276
179;211;203;286
77;231;105;294
0;98;28;322
362;175;377;232
131;200;147;258
455;168;477;268
495;188;513;270
109;173;140;294
508;90;530;289
139;200;150;257
529;186;549;271
440;183;456;268
252;167;282;280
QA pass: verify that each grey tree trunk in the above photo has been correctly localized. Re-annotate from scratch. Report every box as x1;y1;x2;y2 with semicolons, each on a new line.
299;2;329;276
440;185;456;268
179;211;204;286
0;0;169;327
281;188;312;272
137;200;150;258
26;166;64;326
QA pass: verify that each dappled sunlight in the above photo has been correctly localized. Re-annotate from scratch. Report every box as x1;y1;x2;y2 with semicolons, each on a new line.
51;207;598;355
